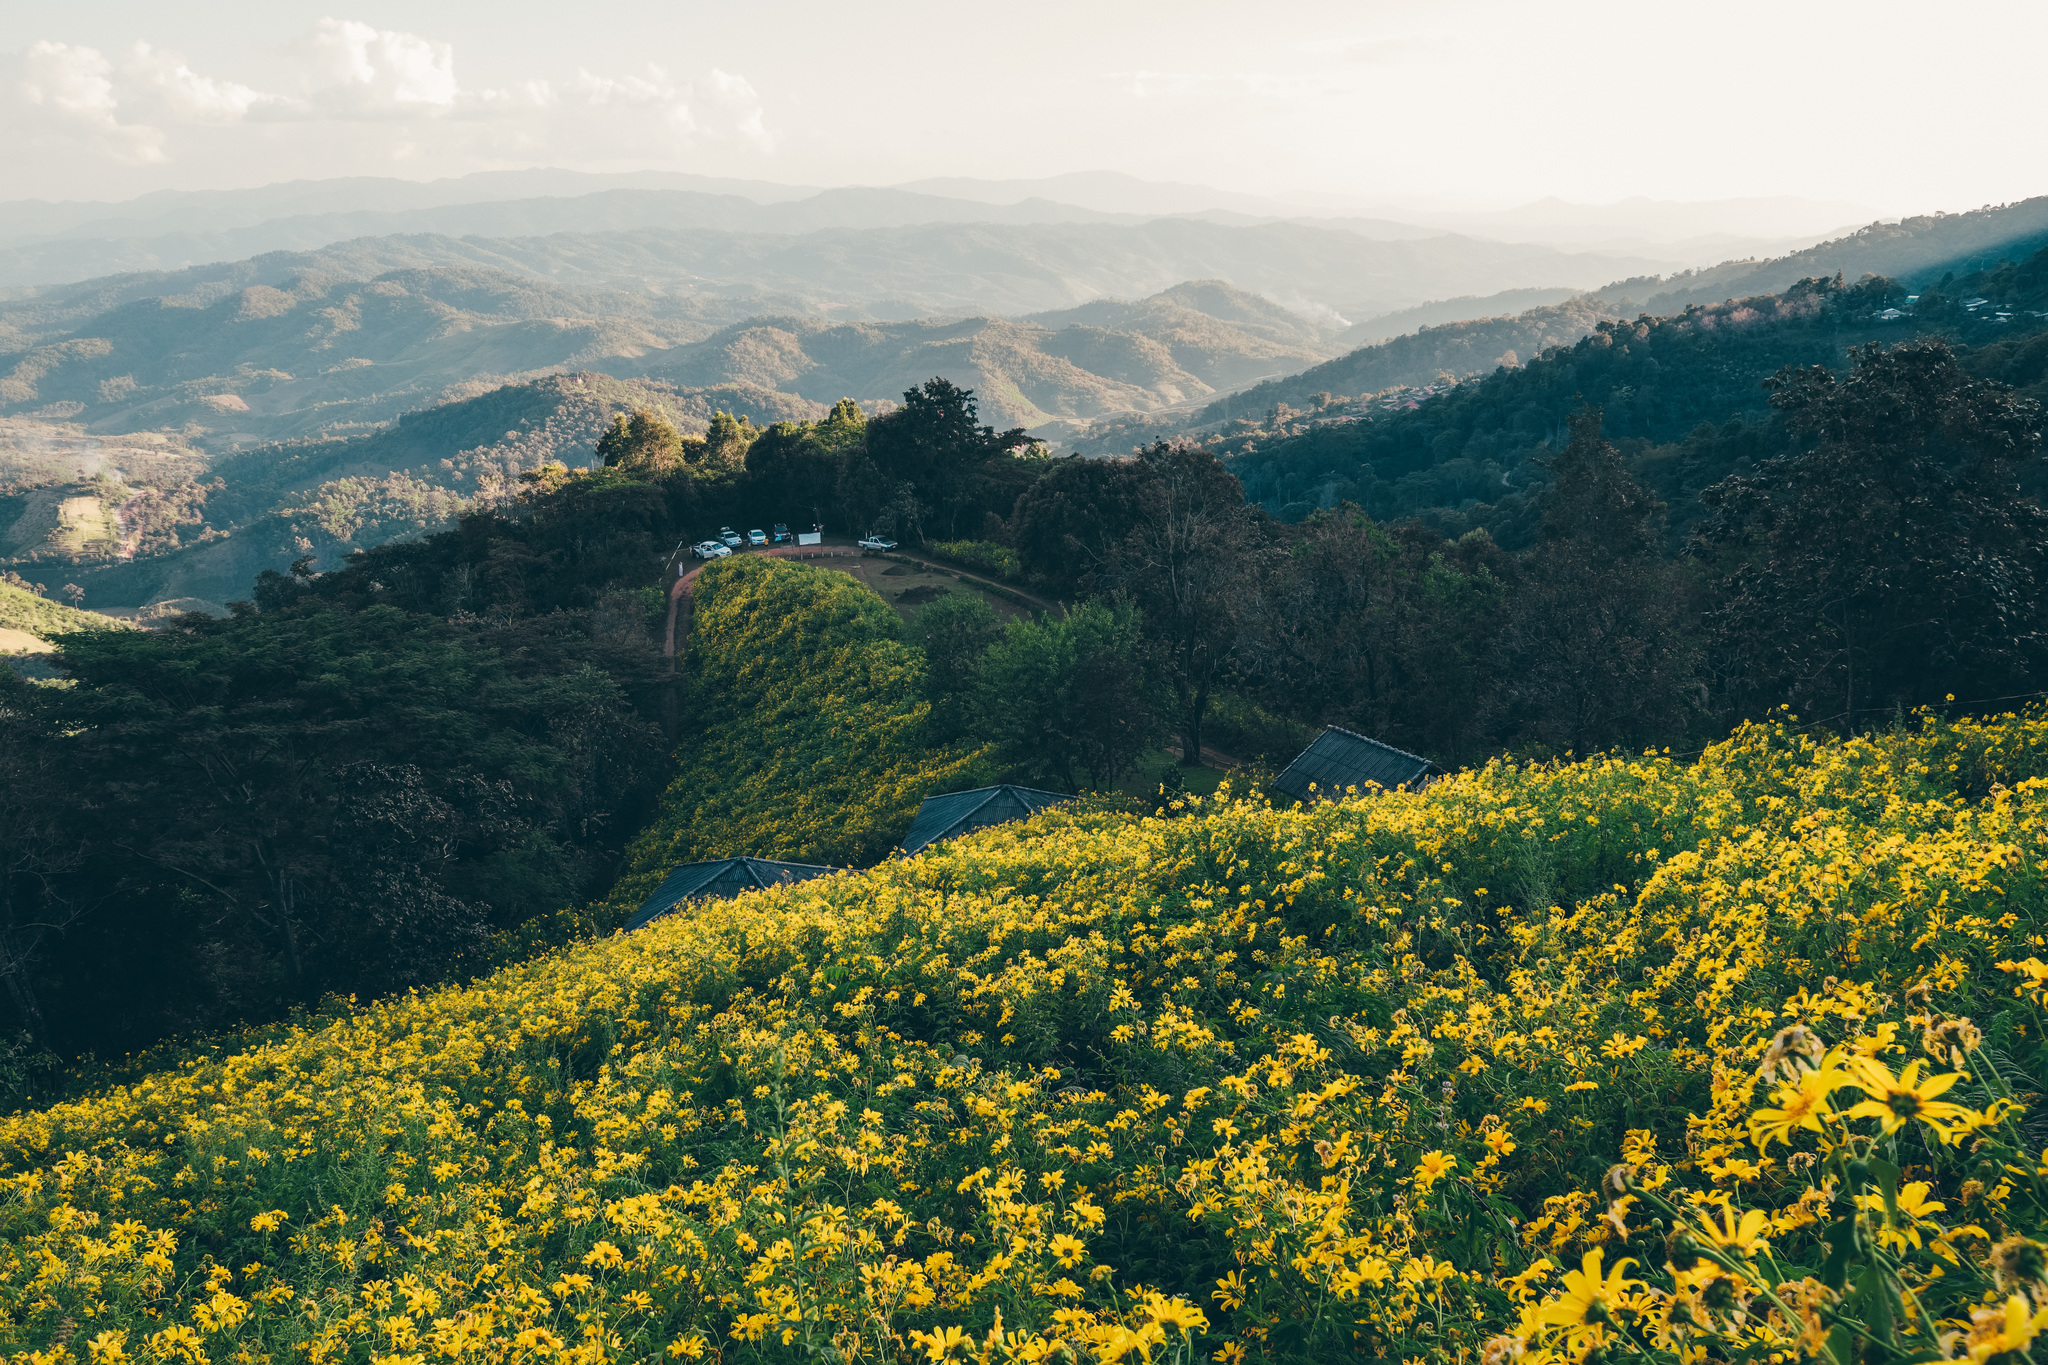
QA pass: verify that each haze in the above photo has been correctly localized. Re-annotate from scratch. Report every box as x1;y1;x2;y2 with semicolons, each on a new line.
6;0;2043;216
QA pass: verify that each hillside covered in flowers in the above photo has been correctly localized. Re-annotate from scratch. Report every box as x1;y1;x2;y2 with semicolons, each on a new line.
3;708;2047;1364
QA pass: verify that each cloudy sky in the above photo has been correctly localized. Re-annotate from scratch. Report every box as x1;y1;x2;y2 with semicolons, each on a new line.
4;0;2043;213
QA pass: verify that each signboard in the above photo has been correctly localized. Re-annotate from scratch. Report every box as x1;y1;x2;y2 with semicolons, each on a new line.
797;532;822;545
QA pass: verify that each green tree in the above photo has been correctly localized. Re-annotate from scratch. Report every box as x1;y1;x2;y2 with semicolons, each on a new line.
914;592;1002;744
1010;455;1163;595
596;408;687;474
703;411;759;469
1112;445;1268;767
813;398;867;454
1696;339;2047;728
865;379;1032;540
1494;408;1703;753
16;603;664;1052
982;600;1157;790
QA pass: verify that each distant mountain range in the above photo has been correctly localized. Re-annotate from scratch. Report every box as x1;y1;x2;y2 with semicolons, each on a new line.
619;281;1341;427
0;169;1874;291
6;183;2047;616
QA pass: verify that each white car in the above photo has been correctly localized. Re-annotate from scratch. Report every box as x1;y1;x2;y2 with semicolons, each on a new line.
858;535;898;551
693;541;731;560
718;527;743;548
747;528;767;546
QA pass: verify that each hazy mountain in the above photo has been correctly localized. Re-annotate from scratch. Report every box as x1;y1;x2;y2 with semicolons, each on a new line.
890;171;1324;220
1380;194;1875;246
1333;287;1590;347
39;371;823;610
0;169;820;243
1613;196;2048;312
0;188;1149;289
0;261;736;450
1192;295;1624;426
622;280;1337;427
0;211;1667;318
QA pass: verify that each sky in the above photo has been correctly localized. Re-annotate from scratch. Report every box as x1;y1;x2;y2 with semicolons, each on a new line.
4;0;2044;214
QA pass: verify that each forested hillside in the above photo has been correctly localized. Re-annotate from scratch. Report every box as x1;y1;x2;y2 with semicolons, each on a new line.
1627;193;2048;311
8;320;2043;1065
1193;294;1622;427
1222;259;2048;540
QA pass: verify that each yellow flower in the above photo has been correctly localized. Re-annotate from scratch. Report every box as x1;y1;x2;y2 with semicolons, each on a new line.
1747;1065;1846;1150
1699;1205;1771;1255
909;1325;970;1360
1414;1150;1454;1187
1961;1296;2048;1365
1533;1250;1642;1332
1049;1233;1086;1269
1842;1057;1975;1141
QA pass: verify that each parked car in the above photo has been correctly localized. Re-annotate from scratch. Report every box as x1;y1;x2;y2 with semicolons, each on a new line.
771;523;790;543
858;535;898;552
718;527;743;548
747;528;767;546
693;541;730;560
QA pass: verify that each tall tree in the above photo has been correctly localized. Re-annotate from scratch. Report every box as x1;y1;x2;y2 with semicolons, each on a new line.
1696;339;2046;728
1493;408;1703;753
864;379;1031;540
597;408;690;474
1010;455;1163;596
702;411;759;469
1111;444;1269;766
1247;509;1507;764
981;600;1157;789
913;592;1003;744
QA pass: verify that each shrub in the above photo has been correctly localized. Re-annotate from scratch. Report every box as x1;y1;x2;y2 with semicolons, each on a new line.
1203;690;1311;763
931;539;1022;580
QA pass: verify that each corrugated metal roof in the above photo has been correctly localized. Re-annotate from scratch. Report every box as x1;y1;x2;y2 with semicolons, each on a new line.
899;785;1071;855
1271;726;1441;803
628;856;841;931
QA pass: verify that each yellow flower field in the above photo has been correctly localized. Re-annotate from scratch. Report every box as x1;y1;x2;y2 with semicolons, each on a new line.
3;708;2047;1364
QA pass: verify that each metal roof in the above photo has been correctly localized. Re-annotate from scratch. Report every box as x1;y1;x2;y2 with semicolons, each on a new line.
628;856;841;931
899;785;1071;855
1271;726;1441;803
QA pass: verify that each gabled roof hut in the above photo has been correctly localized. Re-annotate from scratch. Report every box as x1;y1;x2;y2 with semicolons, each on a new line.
899;785;1071;856
628;856;841;931
1271;726;1441;804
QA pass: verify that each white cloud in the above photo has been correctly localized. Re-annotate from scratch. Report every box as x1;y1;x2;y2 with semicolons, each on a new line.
4;21;773;176
283;18;459;119
12;41;165;163
120;42;278;123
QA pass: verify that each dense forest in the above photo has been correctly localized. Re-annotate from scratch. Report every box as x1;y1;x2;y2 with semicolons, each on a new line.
1219;252;2048;538
2;260;2044;1081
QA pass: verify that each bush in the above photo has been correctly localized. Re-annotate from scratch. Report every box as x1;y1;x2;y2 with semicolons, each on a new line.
930;539;1022;580
1203;690;1312;763
3;707;2046;1365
